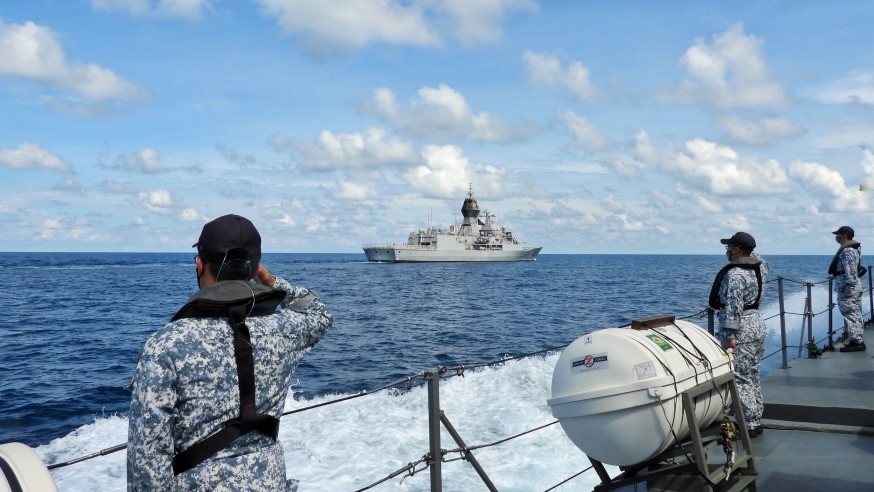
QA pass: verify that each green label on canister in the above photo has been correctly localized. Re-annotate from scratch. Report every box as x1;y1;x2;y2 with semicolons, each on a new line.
645;334;673;351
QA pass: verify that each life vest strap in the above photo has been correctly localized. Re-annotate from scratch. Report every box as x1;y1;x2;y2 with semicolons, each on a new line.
170;283;284;475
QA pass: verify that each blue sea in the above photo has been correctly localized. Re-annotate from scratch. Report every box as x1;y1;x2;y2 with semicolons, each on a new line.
0;253;856;491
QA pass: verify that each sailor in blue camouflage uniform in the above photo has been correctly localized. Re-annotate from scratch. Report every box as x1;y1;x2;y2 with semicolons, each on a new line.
709;232;768;438
127;215;332;491
830;226;866;352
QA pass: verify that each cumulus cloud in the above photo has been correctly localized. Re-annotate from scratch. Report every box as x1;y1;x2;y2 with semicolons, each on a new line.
138;188;179;214
118;148;165;173
659;23;787;108
255;0;535;56
522;51;600;102
0;20;145;101
789;160;869;212
720;115;806;145
0;143;70;173
860;149;874;191
810;69;874;105
428;0;537;45
662;138;791;195
255;0;439;56
333;180;377;200
91;0;213;19
404;144;506;198
363;85;532;142
275;127;419;171
560;110;612;151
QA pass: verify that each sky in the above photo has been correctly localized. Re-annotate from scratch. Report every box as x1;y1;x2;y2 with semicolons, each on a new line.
2;1;874;255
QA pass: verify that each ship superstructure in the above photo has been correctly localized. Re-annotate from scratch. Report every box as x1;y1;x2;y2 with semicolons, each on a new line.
363;187;542;262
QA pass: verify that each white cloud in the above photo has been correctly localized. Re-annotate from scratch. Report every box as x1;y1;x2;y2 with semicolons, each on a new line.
788;160;869;212
120;147;165;173
860;149;874;191
177;207;202;221
404;144;506;198
0;143;70;173
810;69;874;105
660;23;787;108
601;156;642;179
279;127;419;171
364;85;531;142
255;0;439;56
255;0;535;56
560;110;612;151
522;51;600;102
333;180;377;200
138;188;178;214
720;115;806;145
429;0;537;45
663;138;791;195
0;20;144;101
91;0;213;19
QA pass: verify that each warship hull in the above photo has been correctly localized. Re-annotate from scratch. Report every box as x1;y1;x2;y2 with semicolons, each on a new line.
363;244;542;263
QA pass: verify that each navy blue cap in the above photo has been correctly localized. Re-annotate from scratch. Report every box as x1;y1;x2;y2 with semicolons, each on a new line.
193;214;261;266
832;226;854;239
720;232;756;251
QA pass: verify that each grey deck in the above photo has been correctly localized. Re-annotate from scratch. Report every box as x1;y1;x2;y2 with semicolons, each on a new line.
753;330;874;491
636;327;874;492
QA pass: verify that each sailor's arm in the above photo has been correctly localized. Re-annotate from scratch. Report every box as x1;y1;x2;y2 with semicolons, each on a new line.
253;264;332;349
717;272;744;347
127;335;177;491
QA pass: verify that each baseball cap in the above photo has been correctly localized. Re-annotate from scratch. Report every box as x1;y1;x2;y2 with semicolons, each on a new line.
720;232;756;251
192;214;261;266
832;226;854;239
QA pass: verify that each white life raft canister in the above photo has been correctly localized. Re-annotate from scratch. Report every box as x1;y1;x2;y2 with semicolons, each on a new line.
547;316;732;467
0;442;59;492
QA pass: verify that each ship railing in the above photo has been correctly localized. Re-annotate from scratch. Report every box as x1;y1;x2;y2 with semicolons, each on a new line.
43;268;874;491
695;266;874;369
363;243;438;250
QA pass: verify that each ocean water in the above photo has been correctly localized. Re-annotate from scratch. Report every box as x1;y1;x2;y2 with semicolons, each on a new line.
0;253;862;491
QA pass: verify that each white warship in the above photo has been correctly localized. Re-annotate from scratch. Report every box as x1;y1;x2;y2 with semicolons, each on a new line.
363;188;542;262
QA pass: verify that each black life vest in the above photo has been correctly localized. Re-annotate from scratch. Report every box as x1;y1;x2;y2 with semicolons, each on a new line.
708;261;763;311
828;242;866;278
169;280;287;476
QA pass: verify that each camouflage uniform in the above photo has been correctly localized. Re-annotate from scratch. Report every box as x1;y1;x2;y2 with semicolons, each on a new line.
834;242;864;344
716;253;768;431
127;277;332;491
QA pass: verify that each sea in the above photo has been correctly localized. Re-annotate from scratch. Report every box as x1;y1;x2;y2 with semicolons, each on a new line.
0;252;859;491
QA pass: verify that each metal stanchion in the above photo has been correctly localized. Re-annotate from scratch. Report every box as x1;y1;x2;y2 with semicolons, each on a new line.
828;277;834;350
426;370;442;492
778;277;788;369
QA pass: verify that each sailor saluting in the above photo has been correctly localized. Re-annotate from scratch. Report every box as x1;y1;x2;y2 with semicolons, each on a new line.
127;214;332;491
709;232;768;438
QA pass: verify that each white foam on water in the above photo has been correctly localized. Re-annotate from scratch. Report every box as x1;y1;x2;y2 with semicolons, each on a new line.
42;355;615;491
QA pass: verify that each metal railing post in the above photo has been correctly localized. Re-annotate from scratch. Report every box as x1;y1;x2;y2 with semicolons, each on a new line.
778;277;788;369
806;282;814;344
862;265;874;320
426;370;442;492
707;307;715;335
828;277;835;350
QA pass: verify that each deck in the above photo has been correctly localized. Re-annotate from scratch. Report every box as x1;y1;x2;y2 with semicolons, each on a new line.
642;325;874;491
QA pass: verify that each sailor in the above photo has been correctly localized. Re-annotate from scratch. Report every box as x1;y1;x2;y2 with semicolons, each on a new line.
127;214;333;491
709;232;768;438
830;226;866;352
